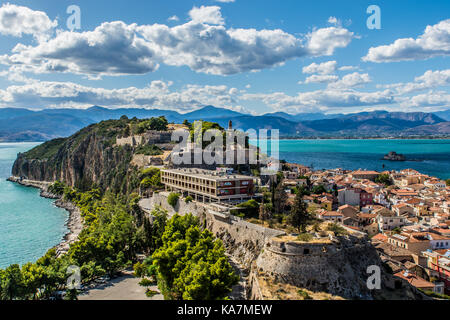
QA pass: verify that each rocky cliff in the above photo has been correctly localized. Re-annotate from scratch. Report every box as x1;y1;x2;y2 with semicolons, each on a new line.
12;119;139;193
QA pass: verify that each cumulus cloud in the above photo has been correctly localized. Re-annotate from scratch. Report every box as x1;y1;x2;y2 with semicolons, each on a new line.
328;72;371;89
0;79;241;111
303;61;337;75
363;19;450;62
0;3;57;40
383;69;450;95
241;88;394;113
307;26;354;56
0;5;355;77
1;21;159;77
303;74;338;84
189;6;224;25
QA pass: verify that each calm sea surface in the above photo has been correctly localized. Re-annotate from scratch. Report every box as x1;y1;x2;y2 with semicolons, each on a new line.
251;139;450;180
0;143;68;269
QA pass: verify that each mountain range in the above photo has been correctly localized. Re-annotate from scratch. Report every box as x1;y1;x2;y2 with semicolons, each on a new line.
1;105;449;142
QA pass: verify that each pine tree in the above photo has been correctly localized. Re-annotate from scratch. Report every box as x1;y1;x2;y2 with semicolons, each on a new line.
273;180;288;214
288;192;310;233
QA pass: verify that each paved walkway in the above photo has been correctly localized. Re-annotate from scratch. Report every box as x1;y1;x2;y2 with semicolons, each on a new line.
78;273;164;300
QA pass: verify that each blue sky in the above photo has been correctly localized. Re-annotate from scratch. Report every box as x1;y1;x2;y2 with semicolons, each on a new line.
0;0;449;115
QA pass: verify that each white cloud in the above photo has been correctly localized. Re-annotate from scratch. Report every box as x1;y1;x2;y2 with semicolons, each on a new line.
242;88;394;113
327;16;340;26
189;6;224;25
307;26;354;56
328;72;371;89
168;15;179;22
338;65;359;71
0;21;159;77
303;61;337;75
303;74;338;84
0;79;241;111
402;91;450;108
215;0;236;3
0;5;355;77
363;19;450;62
384;69;450;94
0;3;57;40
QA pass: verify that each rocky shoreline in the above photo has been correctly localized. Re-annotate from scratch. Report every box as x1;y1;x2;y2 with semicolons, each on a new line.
7;176;83;257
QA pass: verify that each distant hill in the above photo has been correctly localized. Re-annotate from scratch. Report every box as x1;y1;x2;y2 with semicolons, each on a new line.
182;105;243;121
263;111;344;122
0;106;449;141
434;110;450;121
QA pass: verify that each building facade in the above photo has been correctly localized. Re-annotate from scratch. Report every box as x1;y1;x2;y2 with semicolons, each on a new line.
161;168;254;202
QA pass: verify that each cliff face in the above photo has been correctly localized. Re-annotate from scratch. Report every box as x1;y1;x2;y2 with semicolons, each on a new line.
12;120;137;193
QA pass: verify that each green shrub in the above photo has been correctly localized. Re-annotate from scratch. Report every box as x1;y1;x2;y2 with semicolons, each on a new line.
145;289;159;298
139;278;154;287
135;145;163;156
185;196;193;203
297;233;313;242
326;223;348;236
167;193;180;208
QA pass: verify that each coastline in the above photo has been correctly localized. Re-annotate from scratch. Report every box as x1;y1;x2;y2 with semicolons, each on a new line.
7;176;83;257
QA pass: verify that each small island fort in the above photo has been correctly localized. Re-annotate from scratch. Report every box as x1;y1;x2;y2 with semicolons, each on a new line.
383;151;406;161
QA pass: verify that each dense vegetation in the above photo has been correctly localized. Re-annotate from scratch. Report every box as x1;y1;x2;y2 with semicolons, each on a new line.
2;177;238;300
135;145;163;156
136;214;239;300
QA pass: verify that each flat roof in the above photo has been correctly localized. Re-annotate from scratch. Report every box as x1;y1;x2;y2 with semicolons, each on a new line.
162;168;253;181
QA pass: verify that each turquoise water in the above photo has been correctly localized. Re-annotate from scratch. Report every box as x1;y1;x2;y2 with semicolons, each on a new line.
252;139;450;180
0;143;68;269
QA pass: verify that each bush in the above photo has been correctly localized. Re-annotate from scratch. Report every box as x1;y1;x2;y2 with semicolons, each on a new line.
185;196;193;203
167;193;180;208
48;181;65;196
146;289;159;298
135;145;163;156
297;233;313;242
133;262;145;278
326;223;348;236
139;278;154;287
236;199;260;218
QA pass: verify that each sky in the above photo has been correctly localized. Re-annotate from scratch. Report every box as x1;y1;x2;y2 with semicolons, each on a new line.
0;0;449;115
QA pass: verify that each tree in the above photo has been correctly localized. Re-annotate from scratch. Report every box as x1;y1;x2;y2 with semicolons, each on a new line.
182;120;191;128
273;181;288;214
167;193;180;208
259;197;271;221
287;193;310;233
376;174;392;186
312;185;327;195
0;264;24;300
236;199;260;218
151;214;238;300
446;179;450;187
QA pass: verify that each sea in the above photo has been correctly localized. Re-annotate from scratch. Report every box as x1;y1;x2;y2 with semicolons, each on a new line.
252;139;450;180
0;143;68;269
